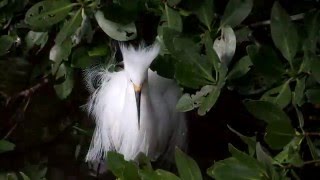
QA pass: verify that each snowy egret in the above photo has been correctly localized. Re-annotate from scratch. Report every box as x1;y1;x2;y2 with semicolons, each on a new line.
84;43;187;162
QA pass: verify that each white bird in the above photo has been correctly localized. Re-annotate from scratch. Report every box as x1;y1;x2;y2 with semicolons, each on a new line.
84;43;187;163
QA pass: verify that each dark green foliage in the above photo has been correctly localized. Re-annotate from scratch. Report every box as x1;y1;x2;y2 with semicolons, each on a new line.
1;0;320;179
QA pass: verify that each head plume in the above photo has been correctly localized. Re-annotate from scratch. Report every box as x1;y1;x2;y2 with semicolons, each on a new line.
120;42;160;85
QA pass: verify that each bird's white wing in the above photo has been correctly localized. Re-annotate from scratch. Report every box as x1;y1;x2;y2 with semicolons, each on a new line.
148;70;187;160
85;69;128;162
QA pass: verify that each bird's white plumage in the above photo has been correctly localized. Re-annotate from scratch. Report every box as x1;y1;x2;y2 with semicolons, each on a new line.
85;43;187;162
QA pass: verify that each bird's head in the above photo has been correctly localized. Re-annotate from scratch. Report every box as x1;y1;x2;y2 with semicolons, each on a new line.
120;43;160;128
121;43;160;86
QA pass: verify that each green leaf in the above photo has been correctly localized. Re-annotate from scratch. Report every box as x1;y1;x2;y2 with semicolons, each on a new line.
25;31;48;53
54;64;74;99
194;0;214;30
107;151;127;177
303;10;320;53
306;89;320;104
310;56;320;84
156;170;180;180
306;136;319;160
245;100;295;149
55;8;83;45
228;144;265;172
221;0;253;28
0;35;14;56
274;136;304;167
271;2;299;62
164;3;182;32
256;143;274;167
213;26;236;66
235;26;251;43
207;157;264;180
150;55;176;79
23;162;47;180
176;86;214;112
175;148;202;180
198;86;220;116
71;47;95;69
167;0;181;7
6;173;18;180
72;9;93;44
107;151;139;179
0;0;8;8
161;27;180;54
228;125;256;156
175;50;214;89
293;77;306;106
25;0;75;30
261;81;292;109
204;31;220;73
227;55;252;80
0;140;15;153
247;45;284;79
19;172;30;180
50;39;72;76
256;143;280;179
95;10;137;41
139;169;180;180
88;45;109;57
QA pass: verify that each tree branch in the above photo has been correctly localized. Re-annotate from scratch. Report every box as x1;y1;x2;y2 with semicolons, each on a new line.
16;78;49;98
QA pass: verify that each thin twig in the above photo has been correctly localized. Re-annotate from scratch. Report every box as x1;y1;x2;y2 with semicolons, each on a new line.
17;78;49;98
249;13;306;28
303;159;320;166
304;132;320;136
3;123;18;140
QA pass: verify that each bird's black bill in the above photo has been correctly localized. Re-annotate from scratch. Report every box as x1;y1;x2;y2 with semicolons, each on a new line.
135;91;141;129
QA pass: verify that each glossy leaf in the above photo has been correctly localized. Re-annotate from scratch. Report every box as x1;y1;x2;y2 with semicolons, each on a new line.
95;10;137;41
55;8;83;45
306;89;320;104
306;136;319;160
227;55;252;80
25;31;48;53
25;0;75;30
107;151;139;179
0;140;15;153
194;0;214;30
0;35;14;56
310;56;320;84
228;144;265;172
198;86;220;116
49;39;72;75
175;50;214;89
54;64;74;99
213;26;236;66
261;81;292;109
208;157;263;180
271;2;299;62
274;137;304;167
293;77;306;106
303;10;320;53
247;45;284;79
71;47;95;69
245;100;295;149
221;0;253;28
176;86;213;112
228;125;256;156
167;0;181;7
175;148;202;180
163;3;182;32
139;169;180;180
204;32;220;73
